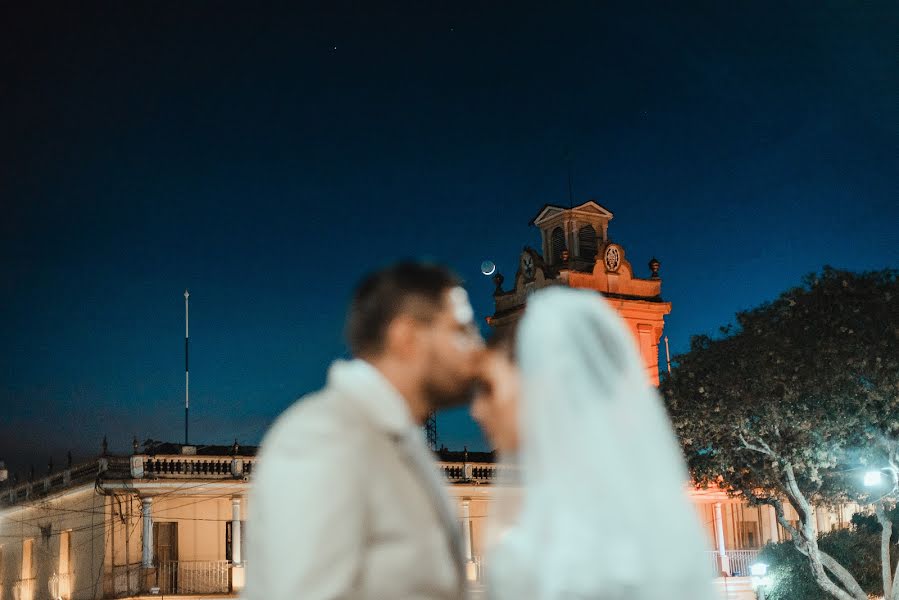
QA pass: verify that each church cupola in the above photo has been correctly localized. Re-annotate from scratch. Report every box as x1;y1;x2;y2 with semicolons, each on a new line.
529;201;613;271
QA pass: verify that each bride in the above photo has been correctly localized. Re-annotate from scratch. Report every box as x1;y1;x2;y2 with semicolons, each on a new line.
471;287;716;600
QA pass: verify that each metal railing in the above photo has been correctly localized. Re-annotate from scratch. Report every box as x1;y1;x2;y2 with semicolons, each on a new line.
703;550;722;575
155;560;231;594
689;550;765;578
726;549;760;576
107;563;142;597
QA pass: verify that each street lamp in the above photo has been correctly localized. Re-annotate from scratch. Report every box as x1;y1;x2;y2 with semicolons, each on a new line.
863;466;899;503
865;470;884;487
751;563;771;600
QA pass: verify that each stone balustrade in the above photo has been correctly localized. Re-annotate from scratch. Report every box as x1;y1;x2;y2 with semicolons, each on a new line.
439;461;504;483
132;455;255;479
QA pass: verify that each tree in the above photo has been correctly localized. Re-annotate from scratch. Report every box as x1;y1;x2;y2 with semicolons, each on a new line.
759;524;888;600
661;267;899;600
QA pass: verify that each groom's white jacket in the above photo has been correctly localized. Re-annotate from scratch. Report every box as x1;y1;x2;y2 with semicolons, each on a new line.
243;359;464;600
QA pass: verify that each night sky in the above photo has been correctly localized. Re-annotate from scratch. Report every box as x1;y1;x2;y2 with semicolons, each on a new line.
1;2;897;476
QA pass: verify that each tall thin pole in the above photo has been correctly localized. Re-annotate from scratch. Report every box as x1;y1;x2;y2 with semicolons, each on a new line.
664;335;672;374
184;289;190;446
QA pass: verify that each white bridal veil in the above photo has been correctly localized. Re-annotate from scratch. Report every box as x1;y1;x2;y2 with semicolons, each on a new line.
487;287;715;600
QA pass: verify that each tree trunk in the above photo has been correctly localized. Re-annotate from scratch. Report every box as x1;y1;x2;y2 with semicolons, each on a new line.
890;535;899;600
775;468;868;600
819;553;869;600
876;502;893;596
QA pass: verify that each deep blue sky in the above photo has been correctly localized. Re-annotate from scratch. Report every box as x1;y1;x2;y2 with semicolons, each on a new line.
1;2;897;475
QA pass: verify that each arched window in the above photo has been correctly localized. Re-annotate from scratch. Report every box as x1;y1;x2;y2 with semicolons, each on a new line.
550;227;566;263
578;224;597;260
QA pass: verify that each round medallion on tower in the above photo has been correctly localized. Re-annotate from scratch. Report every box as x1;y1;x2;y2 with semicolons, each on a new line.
604;244;622;272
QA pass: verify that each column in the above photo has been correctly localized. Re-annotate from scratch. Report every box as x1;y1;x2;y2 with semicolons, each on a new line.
815;506;830;535
569;219;580;257
231;497;246;592
231;497;242;566
141;497;153;567
768;506;779;543
462;499;477;582
714;502;730;575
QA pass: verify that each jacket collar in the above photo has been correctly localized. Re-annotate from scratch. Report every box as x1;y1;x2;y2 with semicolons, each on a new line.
327;359;416;436
328;359;465;581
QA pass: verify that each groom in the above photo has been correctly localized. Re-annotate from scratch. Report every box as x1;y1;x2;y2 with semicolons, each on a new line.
244;262;483;600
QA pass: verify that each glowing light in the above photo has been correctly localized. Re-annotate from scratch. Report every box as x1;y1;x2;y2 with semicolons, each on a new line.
480;260;496;276
865;470;884;487
751;563;772;590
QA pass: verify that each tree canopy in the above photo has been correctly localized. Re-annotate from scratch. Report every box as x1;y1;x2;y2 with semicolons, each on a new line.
662;267;899;599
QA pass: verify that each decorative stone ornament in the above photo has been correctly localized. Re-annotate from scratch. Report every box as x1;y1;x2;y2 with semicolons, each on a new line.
521;251;535;281
604;244;622;272
492;273;505;294
130;455;145;478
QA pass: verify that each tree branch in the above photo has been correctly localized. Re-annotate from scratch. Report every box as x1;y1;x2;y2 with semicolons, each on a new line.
765;497;801;541
782;462;813;528
738;433;776;457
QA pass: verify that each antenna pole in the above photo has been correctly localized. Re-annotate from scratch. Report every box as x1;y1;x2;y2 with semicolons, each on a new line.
184;289;190;446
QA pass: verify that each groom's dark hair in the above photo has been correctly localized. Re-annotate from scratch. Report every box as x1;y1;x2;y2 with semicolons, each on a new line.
346;261;461;357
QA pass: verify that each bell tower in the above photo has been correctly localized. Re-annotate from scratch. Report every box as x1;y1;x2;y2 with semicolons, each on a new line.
488;200;672;386
532;200;612;270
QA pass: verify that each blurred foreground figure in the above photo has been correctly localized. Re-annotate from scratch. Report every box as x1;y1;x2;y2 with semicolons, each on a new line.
475;287;716;600
244;262;483;600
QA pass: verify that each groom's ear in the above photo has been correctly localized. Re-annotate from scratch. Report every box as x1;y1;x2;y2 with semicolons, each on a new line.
384;314;421;359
